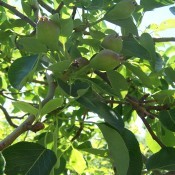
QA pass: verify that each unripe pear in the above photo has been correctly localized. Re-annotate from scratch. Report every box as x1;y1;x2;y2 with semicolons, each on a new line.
101;34;123;53
90;49;123;71
36;16;60;51
104;0;137;20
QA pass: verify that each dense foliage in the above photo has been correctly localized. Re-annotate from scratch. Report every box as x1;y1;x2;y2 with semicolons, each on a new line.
0;0;175;174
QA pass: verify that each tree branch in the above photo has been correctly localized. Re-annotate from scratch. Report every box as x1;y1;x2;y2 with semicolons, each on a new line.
38;0;56;14
126;95;165;148
0;73;56;151
0;0;36;28
153;37;175;42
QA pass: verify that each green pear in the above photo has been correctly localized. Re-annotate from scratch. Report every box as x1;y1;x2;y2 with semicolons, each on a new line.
90;49;123;71
36;16;60;51
101;34;123;53
104;0;137;20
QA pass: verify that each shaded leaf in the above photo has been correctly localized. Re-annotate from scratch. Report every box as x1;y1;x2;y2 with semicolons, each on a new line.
105;17;138;36
125;62;153;88
17;37;47;53
77;89;124;131
139;33;156;68
57;78;124;130
122;36;150;59
165;67;175;83
8;55;39;90
121;129;143;175
107;70;128;99
159;109;175;132
146;147;175;171
141;0;174;11
2;142;57;175
98;123;129;175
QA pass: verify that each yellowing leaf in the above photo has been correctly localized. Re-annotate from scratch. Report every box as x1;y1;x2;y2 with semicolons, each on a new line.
69;149;87;174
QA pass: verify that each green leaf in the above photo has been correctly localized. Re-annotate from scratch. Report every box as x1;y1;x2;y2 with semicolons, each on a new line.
152;90;175;105
57;79;124;130
40;98;64;116
2;142;57;175
88;78;118;97
107;70;128;99
17;37;47;53
77;89;124;131
122;36;150;59
125;62;153;88
98;123;129;175
13;101;38;116
159;109;175;132
69;148;87;174
146;147;175;171
141;0;174;11
105;17;138;36
165;67;175;83
121;129;143;175
48;60;71;74
139;33;156;67
8;55;39;90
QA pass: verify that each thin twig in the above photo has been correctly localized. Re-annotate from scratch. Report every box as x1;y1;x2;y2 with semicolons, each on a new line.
140;115;165;148
0;0;36;28
37;0;56;14
55;1;64;14
71;112;87;142
0;73;56;151
126;95;165;148
0;105;18;128
72;6;77;19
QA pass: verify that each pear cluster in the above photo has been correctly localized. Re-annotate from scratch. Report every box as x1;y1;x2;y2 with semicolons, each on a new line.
90;34;123;71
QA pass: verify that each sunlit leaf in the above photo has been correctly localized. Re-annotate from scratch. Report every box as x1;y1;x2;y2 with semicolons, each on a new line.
69;148;87;174
13;101;38;116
